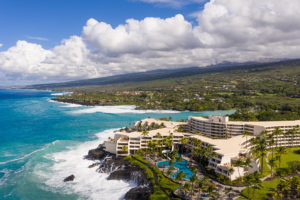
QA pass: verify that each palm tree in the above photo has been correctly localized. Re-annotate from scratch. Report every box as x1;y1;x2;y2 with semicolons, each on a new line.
168;159;175;170
244;175;253;200
122;145;128;154
290;128;296;150
176;170;186;185
189;174;198;195
244;158;253;175
155;132;162;139
207;185;217;199
196;180;204;199
141;130;149;138
179;137;188;153
269;157;277;178
274;127;283;149
276;146;287;168
194;146;204;163
252;171;263;199
182;182;191;197
191;166;198;175
242;130;251;147
268;134;275;161
236;159;244;181
175;155;183;164
228;168;235;179
166;169;174;184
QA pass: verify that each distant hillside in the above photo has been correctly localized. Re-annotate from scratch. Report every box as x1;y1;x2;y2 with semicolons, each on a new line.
29;59;297;89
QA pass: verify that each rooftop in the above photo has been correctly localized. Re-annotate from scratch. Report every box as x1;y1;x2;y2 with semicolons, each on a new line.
190;116;300;127
189;134;253;155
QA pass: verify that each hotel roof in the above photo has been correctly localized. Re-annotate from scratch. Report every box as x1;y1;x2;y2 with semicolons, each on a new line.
190;116;300;127
189;134;253;155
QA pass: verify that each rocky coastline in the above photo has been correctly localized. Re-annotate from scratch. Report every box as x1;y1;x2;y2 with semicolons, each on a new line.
52;98;116;107
87;147;153;200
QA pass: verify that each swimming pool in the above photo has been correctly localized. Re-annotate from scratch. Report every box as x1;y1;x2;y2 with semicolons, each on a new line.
157;158;194;179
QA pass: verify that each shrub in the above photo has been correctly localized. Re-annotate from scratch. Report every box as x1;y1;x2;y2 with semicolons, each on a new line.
149;190;168;200
132;155;150;164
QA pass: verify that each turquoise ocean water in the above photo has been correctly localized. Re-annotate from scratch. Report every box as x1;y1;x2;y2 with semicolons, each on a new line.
0;89;235;200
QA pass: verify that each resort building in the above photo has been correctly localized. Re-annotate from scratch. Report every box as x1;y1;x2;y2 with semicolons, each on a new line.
102;116;300;180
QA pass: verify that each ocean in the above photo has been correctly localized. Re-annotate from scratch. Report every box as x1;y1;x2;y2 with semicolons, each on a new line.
0;89;235;200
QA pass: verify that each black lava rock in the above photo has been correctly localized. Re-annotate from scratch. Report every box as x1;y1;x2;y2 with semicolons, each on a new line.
63;175;75;182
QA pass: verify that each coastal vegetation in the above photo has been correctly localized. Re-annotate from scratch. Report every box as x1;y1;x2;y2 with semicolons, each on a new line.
51;59;300;120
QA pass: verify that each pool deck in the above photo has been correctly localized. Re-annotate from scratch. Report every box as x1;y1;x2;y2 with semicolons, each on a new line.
143;154;245;200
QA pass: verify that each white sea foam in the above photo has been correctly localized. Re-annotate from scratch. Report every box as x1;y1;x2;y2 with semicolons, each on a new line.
51;92;73;96
70;105;180;114
0;145;49;165
36;129;136;200
60;104;82;108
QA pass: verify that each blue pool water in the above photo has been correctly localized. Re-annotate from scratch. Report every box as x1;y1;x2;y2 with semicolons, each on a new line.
0;89;235;199
157;159;194;179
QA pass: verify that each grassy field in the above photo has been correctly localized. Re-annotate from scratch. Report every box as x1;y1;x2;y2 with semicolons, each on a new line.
237;148;300;200
268;147;300;169
239;179;278;200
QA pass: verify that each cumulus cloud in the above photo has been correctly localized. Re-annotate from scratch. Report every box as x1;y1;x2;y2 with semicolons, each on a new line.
1;0;300;85
0;44;2;48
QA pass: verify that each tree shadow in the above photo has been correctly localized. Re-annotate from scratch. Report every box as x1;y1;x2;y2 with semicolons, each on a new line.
293;150;300;154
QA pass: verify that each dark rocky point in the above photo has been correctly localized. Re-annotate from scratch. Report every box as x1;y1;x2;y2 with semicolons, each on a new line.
88;148;108;160
63;175;75;182
124;186;153;200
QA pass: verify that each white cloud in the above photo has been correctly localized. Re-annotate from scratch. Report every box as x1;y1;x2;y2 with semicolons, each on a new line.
1;0;300;85
0;44;2;48
25;35;49;41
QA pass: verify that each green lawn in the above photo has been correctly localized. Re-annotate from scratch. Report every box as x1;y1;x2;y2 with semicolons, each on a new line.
268;147;300;169
240;179;278;200
252;153;271;177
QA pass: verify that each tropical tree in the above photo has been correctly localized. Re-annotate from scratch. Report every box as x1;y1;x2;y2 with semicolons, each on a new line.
122;145;128;154
268;134;275;161
168;159;175;170
242;130;251;147
252;171;263;200
273;127;283;149
191;166;198;175
228;168;235;179
189;174;198;195
182;182;191;197
166;169;174;184
236;159;244;181
175;170;186;185
141;130;149;138
244;158;253;174
207;185;217;199
269;158;277;178
175;155;183;164
276;146;287;168
244;175;253;200
179;137;188;153
196;180;205;199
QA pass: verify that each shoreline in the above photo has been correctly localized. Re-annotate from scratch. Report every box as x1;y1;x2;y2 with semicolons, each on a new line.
51;98;118;107
51;98;236;113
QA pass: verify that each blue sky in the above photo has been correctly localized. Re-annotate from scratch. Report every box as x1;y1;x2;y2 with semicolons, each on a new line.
0;0;299;86
0;0;208;51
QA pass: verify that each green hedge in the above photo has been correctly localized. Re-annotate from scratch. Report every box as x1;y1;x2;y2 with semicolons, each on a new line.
132;155;150;164
149;190;168;200
125;156;155;184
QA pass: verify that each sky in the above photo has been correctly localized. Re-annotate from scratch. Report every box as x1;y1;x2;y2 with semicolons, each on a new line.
0;0;300;86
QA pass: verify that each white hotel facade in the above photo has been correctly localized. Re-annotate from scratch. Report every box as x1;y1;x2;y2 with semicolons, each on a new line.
102;116;300;180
